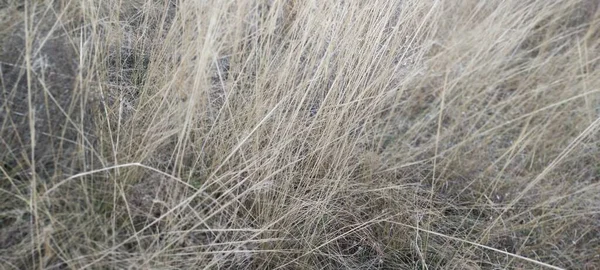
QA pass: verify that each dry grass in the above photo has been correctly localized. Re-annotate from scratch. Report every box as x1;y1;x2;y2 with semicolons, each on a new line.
1;0;600;269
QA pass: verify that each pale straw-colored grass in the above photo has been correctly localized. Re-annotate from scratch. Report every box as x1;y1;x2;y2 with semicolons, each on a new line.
1;0;599;269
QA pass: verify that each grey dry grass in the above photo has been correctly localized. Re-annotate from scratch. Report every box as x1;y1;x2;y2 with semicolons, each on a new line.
1;0;600;269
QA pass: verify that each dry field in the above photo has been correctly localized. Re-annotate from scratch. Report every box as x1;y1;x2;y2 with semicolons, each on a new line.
1;0;600;269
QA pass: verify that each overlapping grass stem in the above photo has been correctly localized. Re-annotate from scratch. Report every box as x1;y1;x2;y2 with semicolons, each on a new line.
1;0;599;269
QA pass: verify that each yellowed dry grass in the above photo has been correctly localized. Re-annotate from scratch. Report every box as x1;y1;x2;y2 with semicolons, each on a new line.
1;0;600;269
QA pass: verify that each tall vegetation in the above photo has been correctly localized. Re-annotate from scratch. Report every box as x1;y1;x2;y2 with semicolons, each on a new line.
1;1;599;269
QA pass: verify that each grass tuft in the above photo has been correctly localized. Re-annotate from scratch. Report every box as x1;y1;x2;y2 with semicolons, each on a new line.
1;0;600;269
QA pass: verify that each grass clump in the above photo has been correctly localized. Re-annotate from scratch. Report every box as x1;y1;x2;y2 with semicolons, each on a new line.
1;0;600;269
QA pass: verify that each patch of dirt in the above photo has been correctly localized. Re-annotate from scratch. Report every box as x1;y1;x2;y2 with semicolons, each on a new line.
0;10;97;180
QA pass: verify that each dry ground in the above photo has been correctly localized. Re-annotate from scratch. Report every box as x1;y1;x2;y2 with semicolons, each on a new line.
1;0;600;269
